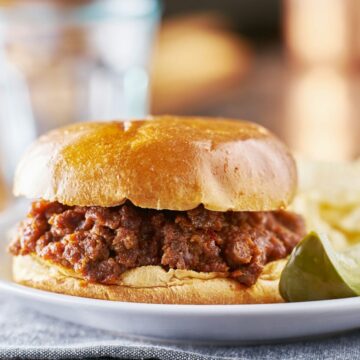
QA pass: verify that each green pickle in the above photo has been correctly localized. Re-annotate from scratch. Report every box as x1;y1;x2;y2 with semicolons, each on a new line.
280;232;360;302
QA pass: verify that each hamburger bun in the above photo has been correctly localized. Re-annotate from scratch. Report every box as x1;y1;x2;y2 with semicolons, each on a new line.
11;116;298;304
13;256;285;304
14;116;297;211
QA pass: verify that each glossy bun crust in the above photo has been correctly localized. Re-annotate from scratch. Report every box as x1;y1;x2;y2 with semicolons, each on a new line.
13;256;285;304
14;116;296;211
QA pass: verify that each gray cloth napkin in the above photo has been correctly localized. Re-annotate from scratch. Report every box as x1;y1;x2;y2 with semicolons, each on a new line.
0;295;360;360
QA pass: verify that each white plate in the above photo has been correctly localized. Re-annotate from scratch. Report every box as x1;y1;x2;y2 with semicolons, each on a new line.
1;203;360;344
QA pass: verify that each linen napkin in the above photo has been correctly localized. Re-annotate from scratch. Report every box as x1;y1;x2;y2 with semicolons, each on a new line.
0;295;359;360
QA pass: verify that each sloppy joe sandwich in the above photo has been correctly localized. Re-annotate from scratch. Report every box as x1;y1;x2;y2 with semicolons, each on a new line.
8;116;305;304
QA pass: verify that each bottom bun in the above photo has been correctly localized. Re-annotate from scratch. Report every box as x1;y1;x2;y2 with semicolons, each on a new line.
13;255;286;304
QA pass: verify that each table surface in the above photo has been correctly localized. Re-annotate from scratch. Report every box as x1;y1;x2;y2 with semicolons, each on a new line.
1;294;360;360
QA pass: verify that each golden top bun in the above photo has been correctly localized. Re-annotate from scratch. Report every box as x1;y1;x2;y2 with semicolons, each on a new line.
13;256;285;304
14;116;297;211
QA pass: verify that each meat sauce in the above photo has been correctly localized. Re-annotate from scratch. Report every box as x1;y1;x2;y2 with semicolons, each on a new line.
9;200;306;286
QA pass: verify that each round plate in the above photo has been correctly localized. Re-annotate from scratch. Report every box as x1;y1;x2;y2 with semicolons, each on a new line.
1;203;360;344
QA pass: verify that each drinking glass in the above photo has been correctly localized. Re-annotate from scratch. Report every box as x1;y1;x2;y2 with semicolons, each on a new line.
0;0;161;190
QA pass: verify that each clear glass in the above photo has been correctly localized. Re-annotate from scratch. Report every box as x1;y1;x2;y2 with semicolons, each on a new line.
0;0;161;188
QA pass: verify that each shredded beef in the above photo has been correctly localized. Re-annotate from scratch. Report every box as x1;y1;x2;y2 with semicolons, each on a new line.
9;200;306;286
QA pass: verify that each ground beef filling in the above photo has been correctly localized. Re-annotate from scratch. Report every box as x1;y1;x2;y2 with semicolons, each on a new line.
9;200;306;287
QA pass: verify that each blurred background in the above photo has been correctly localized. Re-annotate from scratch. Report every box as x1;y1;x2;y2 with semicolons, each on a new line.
0;0;360;212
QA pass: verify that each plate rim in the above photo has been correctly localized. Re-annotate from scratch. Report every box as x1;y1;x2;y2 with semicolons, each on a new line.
1;277;360;316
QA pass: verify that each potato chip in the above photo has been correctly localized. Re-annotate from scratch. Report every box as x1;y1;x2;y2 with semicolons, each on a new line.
291;158;360;250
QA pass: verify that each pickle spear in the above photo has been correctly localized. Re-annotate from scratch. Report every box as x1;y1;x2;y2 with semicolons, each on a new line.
280;232;360;302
